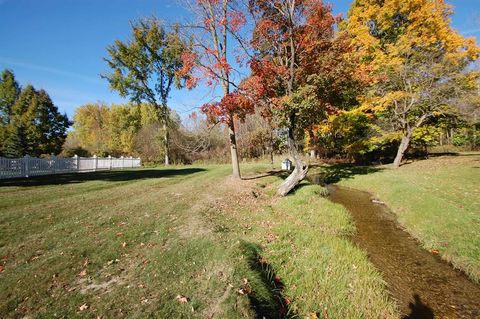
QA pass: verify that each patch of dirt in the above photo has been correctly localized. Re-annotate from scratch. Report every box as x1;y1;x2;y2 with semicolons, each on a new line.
79;276;122;294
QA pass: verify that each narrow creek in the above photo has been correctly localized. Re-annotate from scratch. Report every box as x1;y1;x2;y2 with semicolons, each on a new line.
324;184;480;319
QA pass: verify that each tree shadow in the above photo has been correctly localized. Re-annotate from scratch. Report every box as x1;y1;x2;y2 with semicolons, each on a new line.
0;168;206;187
241;170;287;180
402;294;434;319
240;241;297;319
310;164;384;185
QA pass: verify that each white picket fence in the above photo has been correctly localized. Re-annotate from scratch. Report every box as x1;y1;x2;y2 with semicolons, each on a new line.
0;155;141;180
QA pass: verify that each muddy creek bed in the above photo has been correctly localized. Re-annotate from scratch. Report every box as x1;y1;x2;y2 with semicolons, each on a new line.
326;185;480;319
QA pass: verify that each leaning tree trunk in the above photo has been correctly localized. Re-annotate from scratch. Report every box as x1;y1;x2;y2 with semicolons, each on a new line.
228;116;241;179
393;132;412;168
278;117;308;196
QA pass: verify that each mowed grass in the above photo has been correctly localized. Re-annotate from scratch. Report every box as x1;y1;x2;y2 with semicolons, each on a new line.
0;164;398;318
331;153;480;283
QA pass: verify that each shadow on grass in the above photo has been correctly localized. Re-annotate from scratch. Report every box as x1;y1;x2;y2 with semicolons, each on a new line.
309;164;384;185
0;168;206;187
241;170;287;181
240;242;297;319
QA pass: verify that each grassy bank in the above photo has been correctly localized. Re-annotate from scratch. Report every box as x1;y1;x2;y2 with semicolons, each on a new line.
0;165;397;318
326;153;480;283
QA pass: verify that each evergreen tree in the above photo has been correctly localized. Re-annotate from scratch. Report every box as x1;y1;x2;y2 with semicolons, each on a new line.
3;122;26;158
1;73;70;157
0;69;20;125
0;69;21;155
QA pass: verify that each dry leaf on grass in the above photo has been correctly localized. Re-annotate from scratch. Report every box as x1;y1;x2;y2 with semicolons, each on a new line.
78;270;87;277
175;295;189;303
79;303;89;311
0;265;4;273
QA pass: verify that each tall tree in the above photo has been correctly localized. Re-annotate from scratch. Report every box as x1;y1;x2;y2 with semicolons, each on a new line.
103;18;187;165
0;69;20;125
0;69;20;155
178;0;252;179
248;0;361;195
9;85;70;157
345;0;480;167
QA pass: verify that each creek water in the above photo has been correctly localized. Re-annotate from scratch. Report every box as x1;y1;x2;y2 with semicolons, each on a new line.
324;184;480;319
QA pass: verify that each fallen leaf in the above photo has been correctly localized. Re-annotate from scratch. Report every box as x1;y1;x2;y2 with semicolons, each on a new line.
142;259;149;265
78;270;87;277
175;295;189;303
431;249;439;255
121;242;127;248
0;265;4;273
79;303;89;311
83;258;89;267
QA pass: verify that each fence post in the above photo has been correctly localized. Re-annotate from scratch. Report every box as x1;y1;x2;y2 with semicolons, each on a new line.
51;155;56;174
121;156;124;169
73;154;79;171
93;155;98;171
108;155;112;170
24;155;30;178
130;156;133;168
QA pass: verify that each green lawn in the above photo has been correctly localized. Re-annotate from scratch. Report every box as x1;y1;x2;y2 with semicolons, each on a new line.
0;164;398;318
328;153;480;283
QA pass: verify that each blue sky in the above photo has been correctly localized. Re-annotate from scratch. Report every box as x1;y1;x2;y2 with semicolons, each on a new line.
0;0;479;120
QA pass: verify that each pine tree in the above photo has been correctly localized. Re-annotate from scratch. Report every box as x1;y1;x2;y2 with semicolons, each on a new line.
0;69;20;125
3;122;26;158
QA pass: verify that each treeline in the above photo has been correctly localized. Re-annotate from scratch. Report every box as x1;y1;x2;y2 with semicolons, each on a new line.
0;70;70;158
66;103;283;164
64;103;224;163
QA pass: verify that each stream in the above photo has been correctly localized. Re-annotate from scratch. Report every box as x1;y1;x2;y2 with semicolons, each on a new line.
324;184;480;319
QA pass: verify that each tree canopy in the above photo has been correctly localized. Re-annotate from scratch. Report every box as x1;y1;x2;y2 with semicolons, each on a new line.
103;18;187;165
0;70;70;157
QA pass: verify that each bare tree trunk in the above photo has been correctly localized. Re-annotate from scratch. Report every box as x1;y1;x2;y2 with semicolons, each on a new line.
270;130;274;167
161;105;170;166
393;132;411;168
278;115;308;196
163;120;169;166
228;117;241;179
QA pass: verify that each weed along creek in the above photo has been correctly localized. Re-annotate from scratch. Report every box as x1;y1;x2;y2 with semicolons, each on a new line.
317;182;480;318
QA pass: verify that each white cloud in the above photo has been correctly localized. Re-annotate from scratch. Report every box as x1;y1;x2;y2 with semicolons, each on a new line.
0;56;102;85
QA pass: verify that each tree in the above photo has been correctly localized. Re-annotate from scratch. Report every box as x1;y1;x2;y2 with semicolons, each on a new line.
248;0;362;195
178;0;252;179
2;81;70;157
0;69;20;125
3;122;26;158
103;18;187;165
71;103;111;155
345;0;480;167
0;69;20;155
